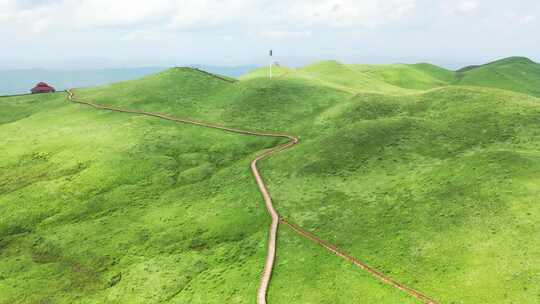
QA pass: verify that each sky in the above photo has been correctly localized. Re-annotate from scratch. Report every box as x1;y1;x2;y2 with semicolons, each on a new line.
1;0;539;70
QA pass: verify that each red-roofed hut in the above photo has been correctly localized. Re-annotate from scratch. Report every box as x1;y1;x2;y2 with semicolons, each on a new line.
31;82;56;94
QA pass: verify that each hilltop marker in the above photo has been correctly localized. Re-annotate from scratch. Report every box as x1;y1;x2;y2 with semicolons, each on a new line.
269;50;273;79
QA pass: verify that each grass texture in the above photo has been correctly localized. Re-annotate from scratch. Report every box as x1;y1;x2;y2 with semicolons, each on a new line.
1;57;540;303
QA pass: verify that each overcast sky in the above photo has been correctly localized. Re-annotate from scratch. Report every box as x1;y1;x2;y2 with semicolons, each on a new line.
1;0;539;69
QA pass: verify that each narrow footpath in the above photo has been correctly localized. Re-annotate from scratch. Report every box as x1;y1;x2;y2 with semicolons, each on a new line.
66;89;438;304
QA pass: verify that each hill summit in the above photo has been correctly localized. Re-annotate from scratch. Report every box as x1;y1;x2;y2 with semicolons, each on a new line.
242;56;540;97
455;56;540;96
1;56;540;304
457;56;535;73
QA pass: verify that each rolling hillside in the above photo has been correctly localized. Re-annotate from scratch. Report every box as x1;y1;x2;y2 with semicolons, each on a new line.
0;66;257;96
455;56;540;96
349;63;455;90
1;57;540;304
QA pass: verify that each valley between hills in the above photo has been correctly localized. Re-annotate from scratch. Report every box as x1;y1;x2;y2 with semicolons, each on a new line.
1;57;540;304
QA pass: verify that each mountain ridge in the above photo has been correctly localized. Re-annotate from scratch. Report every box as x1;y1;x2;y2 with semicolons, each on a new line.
1;56;540;304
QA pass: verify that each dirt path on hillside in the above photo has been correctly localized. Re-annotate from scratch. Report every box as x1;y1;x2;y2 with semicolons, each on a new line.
280;219;439;304
66;89;295;304
66;89;438;304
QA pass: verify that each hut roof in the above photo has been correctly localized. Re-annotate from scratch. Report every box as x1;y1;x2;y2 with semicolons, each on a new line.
31;82;56;94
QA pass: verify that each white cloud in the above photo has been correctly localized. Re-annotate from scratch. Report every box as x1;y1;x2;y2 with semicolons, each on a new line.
2;0;539;69
119;29;174;42
283;0;416;28
166;0;257;30
71;0;174;28
441;0;480;16
0;0;177;33
503;13;536;26
0;0;417;35
258;30;312;40
457;1;479;13
517;15;535;25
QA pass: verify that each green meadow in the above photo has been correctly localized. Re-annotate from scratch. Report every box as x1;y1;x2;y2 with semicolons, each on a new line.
1;57;540;303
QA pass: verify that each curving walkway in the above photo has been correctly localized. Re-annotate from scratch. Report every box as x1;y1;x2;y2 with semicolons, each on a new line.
280;219;439;304
66;89;438;304
66;89;296;304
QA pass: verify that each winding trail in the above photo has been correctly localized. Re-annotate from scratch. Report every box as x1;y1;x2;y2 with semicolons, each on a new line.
280;219;438;304
66;88;438;304
66;89;296;304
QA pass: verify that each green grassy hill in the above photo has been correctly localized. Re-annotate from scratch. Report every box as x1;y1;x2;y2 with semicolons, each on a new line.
0;91;279;304
242;61;411;94
2;57;540;304
349;62;455;90
456;56;540;96
242;60;456;92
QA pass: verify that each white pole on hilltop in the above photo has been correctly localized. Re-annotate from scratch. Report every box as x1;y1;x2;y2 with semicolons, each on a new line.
269;50;273;79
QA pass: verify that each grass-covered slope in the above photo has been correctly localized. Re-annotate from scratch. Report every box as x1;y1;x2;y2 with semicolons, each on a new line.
243;56;540;97
80;68;353;132
296;61;411;94
78;65;540;303
0;71;414;304
2;58;540;304
262;87;540;303
349;63;455;90
456;56;540;96
242;61;411;94
0;92;282;304
242;60;455;92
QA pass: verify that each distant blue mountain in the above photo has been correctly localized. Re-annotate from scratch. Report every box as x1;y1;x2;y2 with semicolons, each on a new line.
0;67;166;96
0;65;258;96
